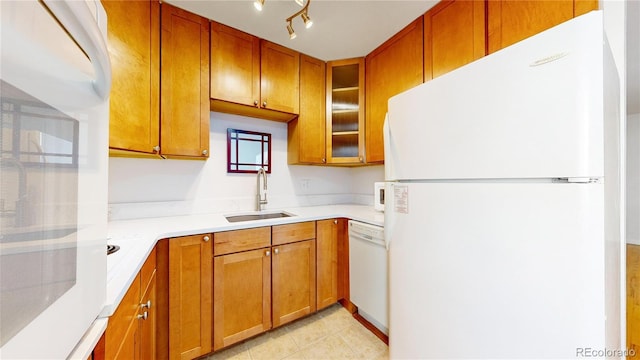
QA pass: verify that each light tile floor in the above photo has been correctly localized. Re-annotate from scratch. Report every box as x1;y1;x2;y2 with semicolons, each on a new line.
206;304;388;360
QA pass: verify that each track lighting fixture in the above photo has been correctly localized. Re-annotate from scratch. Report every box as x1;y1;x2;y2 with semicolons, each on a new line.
287;21;297;39
301;12;313;29
284;0;312;39
252;0;313;39
254;0;264;12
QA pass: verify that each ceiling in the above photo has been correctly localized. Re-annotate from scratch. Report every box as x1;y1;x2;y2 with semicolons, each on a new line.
167;0;638;114
165;0;438;61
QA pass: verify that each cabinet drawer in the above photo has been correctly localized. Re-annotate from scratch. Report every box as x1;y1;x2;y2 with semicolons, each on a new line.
272;222;316;246
140;247;156;295
214;227;271;256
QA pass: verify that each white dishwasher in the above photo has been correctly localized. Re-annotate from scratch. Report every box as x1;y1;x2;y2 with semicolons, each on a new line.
348;220;388;335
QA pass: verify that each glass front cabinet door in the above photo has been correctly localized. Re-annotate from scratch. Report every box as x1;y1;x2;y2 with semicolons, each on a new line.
325;58;365;164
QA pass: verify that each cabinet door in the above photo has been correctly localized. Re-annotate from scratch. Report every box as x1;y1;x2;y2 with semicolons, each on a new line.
213;248;272;351
272;240;317;327
160;4;210;158
316;220;338;310
365;18;423;163
487;0;597;54
105;274;141;359
210;21;260;107
139;273;156;360
103;0;159;154
424;0;485;80
168;234;212;360
260;41;300;114
288;54;326;164
326;58;365;164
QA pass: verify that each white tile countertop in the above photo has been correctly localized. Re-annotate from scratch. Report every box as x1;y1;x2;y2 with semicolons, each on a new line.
102;204;384;318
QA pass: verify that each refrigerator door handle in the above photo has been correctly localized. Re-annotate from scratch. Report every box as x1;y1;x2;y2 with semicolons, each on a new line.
384;182;395;250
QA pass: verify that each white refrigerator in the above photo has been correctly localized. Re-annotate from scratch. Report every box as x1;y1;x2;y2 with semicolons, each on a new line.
384;11;622;359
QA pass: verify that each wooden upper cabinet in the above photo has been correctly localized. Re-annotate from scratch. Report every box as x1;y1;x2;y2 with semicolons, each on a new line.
210;22;260;107
365;18;424;164
168;234;212;360
160;3;210;159
104;0;159;154
288;54;326;165
210;23;300;121
260;41;300;114
424;0;485;80
487;0;598;53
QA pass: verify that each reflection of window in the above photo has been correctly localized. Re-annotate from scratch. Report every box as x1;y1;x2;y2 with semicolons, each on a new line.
1;82;79;167
227;128;271;173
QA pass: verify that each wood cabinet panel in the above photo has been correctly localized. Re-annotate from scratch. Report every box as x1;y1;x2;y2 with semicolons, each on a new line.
628;244;640;356
316;219;338;310
288;54;326;164
487;0;596;54
168;234;212;359
213;248;272;351
210;21;260;107
214;227;271;256
260;41;300;114
272;240;317;327
139;272;156;360
160;4;210;158
424;0;485;80
104;0;159;154
272;221;316;246
365;18;423;163
105;274;141;359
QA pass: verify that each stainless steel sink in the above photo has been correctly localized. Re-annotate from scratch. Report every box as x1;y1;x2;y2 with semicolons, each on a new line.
225;211;295;223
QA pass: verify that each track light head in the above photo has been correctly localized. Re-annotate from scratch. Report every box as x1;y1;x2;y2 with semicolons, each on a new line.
254;0;264;11
301;12;313;29
287;22;296;39
294;0;304;6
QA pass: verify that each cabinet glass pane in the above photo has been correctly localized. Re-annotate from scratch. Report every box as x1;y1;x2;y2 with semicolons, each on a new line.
330;63;360;158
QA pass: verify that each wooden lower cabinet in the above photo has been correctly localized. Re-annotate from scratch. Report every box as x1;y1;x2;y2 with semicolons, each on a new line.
105;248;157;360
272;240;317;327
168;234;213;359
316;219;339;310
213;248;272;351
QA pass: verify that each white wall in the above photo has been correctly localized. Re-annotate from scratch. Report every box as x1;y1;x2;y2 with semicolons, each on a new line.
108;112;381;220
628;113;640;244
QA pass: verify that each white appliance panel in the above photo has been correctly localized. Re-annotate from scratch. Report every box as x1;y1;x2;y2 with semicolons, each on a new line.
0;1;109;358
386;11;606;181
386;182;606;359
348;221;388;334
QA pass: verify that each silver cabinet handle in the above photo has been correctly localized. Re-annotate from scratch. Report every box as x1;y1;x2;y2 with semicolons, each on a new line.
265;250;271;257
141;300;151;309
153;145;160;153
274;248;279;255
262;101;267;108
359;156;364;162
334;219;338;224
203;235;210;242
254;100;259;106
202;149;208;156
322;158;326;163
137;311;148;320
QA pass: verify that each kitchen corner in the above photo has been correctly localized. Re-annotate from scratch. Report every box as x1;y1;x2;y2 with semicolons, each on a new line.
103;205;383;318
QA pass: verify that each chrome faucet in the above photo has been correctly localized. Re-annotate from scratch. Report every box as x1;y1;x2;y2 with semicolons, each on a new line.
256;167;268;211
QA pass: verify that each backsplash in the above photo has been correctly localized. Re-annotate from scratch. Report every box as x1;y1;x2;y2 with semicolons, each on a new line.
108;112;384;220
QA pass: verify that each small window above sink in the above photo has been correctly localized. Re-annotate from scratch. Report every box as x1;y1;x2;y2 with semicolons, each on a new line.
227;128;271;174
